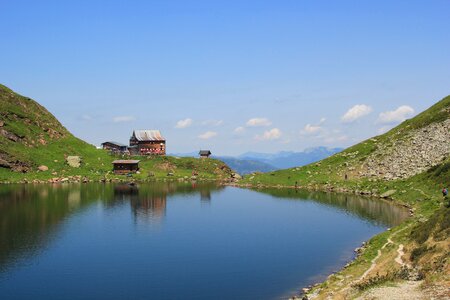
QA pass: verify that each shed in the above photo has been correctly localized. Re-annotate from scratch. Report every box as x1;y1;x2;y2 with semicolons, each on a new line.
112;160;140;174
199;150;212;158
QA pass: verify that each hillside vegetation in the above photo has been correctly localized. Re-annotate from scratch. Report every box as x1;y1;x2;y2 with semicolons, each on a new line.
0;84;233;182
240;96;450;299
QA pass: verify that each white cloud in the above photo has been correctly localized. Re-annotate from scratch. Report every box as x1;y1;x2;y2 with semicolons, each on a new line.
234;126;245;134
113;115;136;123
302;124;322;134
175;118;193;129
246;118;272;127
202;120;223;126
198;131;217;139
255;128;282;140
377;105;415;124
341;104;372;123
300;117;326;135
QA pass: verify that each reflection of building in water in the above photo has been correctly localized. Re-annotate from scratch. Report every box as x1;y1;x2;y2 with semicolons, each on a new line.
130;193;167;225
200;189;211;203
113;184;140;202
113;184;167;225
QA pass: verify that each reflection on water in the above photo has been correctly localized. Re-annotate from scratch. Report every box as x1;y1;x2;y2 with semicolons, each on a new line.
0;182;223;272
254;188;410;227
0;183;409;300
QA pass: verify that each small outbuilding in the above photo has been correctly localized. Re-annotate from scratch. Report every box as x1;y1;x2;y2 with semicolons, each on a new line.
199;150;212;158
102;141;128;153
112;160;140;174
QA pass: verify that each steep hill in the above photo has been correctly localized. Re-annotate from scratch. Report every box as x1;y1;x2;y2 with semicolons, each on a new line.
241;96;450;299
243;95;450;189
0;84;110;175
0;85;233;182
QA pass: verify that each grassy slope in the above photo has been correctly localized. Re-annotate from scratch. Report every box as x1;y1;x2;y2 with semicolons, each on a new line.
240;96;450;298
0;85;232;182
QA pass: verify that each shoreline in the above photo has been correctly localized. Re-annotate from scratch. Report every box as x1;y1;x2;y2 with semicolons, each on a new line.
229;182;418;300
0;178;417;299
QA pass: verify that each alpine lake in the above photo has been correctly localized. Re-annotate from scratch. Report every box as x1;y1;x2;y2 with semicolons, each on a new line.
0;182;409;299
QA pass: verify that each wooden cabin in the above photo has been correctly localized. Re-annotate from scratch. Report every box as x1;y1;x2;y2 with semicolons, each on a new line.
101;141;128;153
112;160;140;174
199;150;212;158
130;130;166;155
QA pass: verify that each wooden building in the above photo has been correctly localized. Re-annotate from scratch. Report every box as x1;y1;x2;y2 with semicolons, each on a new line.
112;160;140;174
101;141;128;153
129;130;166;155
199;150;212;158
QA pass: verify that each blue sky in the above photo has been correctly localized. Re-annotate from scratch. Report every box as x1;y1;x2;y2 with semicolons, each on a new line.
1;0;449;155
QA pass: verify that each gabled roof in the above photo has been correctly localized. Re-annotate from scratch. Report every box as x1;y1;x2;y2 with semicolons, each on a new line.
102;141;127;147
132;130;165;141
199;150;212;155
112;160;140;164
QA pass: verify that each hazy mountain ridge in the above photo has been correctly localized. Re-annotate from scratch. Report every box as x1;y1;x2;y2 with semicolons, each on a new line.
238;147;344;169
170;147;343;175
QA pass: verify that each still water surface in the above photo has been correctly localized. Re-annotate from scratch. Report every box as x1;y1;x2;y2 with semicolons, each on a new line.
0;183;408;299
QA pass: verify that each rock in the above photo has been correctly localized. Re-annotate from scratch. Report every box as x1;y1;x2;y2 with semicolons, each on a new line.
0;158;12;169
0;129;20;142
232;173;242;179
381;190;397;198
38;165;48;171
61;178;69;182
0;120;4;127
66;156;81;168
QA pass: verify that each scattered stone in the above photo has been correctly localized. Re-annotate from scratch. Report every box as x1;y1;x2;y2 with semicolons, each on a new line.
0;158;12;169
381;190;397;198
38;165;48;171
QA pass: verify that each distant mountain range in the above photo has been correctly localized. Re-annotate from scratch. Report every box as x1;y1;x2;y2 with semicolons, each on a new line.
170;147;343;175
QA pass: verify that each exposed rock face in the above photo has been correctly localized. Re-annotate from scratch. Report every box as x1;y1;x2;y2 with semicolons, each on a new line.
361;119;450;180
66;156;81;168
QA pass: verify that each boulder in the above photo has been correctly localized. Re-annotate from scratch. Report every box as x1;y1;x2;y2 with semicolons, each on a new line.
66;156;81;168
381;190;397;198
38;165;49;171
231;173;242;179
0;158;11;169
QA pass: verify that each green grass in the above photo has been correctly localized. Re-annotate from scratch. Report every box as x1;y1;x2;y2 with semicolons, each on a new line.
0;84;232;182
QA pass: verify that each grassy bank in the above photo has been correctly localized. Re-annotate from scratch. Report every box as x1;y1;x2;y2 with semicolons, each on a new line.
237;154;449;298
0;150;234;183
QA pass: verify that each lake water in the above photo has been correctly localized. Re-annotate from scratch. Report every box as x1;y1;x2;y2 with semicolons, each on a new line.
0;183;409;300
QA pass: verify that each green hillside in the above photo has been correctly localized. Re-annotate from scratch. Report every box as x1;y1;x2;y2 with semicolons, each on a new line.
240;96;450;299
0;84;233;182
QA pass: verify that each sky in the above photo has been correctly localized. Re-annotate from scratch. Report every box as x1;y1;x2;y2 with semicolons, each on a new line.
1;0;449;155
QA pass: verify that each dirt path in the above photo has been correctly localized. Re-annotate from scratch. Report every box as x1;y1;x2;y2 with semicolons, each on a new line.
356;280;425;300
359;238;393;281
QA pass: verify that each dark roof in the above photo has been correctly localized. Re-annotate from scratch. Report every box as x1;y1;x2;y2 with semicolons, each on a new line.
112;160;140;164
102;141;127;147
199;150;212;155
